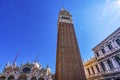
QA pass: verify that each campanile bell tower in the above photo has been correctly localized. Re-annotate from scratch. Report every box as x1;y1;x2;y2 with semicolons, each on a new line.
56;8;86;80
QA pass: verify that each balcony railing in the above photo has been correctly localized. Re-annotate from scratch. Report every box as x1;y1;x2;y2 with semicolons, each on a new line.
97;46;120;60
87;67;120;78
101;67;120;75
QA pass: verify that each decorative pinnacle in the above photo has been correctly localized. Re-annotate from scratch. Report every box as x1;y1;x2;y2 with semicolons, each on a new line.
61;7;65;11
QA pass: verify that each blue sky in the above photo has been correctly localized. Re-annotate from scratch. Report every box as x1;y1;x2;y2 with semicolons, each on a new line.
0;0;120;73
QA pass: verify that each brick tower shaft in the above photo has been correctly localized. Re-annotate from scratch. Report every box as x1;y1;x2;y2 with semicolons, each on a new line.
56;8;86;80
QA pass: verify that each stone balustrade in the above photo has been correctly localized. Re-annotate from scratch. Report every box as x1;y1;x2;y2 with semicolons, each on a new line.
97;46;120;60
87;67;120;79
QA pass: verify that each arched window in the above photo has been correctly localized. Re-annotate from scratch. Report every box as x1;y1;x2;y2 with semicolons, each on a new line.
115;55;120;66
107;59;114;69
116;38;120;45
22;67;31;74
96;52;100;57
101;48;106;54
18;74;27;80
8;75;14;80
101;62;106;71
38;77;44;80
0;76;6;80
31;76;37;80
108;44;113;50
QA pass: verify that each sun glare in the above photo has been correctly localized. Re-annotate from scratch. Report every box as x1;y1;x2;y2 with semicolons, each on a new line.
118;1;120;5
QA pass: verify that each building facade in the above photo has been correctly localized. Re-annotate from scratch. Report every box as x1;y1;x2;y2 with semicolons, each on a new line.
84;27;120;80
0;62;53;80
55;8;86;80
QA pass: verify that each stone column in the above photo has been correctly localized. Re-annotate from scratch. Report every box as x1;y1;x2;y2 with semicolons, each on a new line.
93;65;98;74
97;63;103;72
111;57;119;68
89;67;93;75
45;78;47;80
85;68;89;76
98;50;103;56
112;41;119;49
27;77;31;80
104;46;110;53
103;60;110;71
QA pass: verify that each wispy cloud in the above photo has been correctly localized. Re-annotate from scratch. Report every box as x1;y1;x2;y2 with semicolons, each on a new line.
106;0;110;3
99;9;107;20
99;0;120;20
